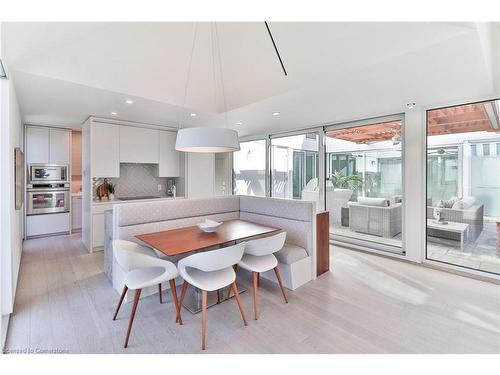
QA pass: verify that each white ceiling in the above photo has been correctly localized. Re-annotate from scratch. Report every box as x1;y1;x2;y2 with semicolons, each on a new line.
2;22;499;136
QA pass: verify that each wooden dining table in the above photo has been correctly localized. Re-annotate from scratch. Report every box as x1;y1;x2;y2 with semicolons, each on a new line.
136;219;281;313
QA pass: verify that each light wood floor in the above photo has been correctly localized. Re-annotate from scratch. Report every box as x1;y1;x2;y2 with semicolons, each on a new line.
5;234;500;353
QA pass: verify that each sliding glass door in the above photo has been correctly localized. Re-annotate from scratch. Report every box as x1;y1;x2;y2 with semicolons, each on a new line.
426;99;500;275
325;118;404;253
270;132;320;207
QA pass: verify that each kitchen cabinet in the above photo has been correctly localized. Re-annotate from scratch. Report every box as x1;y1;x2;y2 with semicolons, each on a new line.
92;203;114;249
71;131;82;176
49;128;71;164
26;212;70;237
91;122;120;178
158;130;180;177
72;195;82;230
120;126;159;164
26;127;50;164
92;213;105;248
26;126;71;165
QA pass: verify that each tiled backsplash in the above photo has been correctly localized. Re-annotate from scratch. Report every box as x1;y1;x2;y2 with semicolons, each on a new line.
93;163;175;199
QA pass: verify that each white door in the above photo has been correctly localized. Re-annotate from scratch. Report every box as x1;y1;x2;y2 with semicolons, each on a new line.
120;126;159;164
91;122;120;178
49;129;70;165
187;153;215;198
26;126;50;164
158;131;180;177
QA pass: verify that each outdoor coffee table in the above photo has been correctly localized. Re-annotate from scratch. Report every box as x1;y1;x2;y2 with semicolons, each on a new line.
427;219;469;250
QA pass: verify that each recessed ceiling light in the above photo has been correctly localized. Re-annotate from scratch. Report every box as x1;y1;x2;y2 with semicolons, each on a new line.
190;113;197;117
110;111;118;116
125;99;134;104
272;112;280;116
235;122;243;125
406;102;416;109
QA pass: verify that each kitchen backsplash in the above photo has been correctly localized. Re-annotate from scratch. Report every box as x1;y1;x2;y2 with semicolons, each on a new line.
93;163;176;199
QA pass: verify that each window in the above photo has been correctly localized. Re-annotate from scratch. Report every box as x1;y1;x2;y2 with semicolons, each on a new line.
426;100;500;275
270;133;319;204
232;139;267;196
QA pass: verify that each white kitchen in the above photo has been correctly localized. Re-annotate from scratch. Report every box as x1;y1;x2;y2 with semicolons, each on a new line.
24;116;218;253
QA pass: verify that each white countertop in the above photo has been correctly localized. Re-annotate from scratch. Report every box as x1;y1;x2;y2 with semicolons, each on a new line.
92;196;184;205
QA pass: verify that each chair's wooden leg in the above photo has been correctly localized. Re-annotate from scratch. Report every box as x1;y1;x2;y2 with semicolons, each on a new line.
257;272;260;288
231;282;248;326
124;288;141;348
177;281;189;325
216;289;221;304
113;285;128;321
158;283;163;304
169;279;182;325
252;272;259;320
201;290;208;350
226;264;239;300
273;266;288;304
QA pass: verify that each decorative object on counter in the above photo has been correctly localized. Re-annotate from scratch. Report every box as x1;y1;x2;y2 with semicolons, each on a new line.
107;182;116;200
174;23;240;153
197;219;222;233
96;178;110;200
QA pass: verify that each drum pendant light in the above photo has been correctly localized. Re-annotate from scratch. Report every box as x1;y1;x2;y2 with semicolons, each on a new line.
175;23;240;153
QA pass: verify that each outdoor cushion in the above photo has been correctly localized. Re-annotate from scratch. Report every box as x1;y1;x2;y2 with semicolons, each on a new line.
452;196;476;210
357;197;390;207
275;243;308;264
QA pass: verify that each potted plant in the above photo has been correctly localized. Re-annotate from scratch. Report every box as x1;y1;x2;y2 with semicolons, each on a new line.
107;182;116;200
326;171;363;225
328;170;363;191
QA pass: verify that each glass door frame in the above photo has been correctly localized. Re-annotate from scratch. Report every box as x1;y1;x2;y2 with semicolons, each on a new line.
324;113;406;255
424;98;500;276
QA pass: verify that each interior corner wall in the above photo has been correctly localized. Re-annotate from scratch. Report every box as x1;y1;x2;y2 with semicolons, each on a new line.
1;72;24;347
402;108;426;263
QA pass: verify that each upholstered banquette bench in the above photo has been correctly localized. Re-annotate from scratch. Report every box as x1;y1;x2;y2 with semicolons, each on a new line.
105;195;318;300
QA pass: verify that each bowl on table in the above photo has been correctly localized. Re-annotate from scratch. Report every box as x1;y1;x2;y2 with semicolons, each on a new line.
197;219;222;233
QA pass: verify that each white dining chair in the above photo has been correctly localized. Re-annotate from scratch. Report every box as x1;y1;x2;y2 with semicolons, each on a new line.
177;242;248;350
112;240;181;348
236;231;288;320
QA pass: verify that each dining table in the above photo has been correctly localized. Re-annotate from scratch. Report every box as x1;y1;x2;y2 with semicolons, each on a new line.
136;219;281;313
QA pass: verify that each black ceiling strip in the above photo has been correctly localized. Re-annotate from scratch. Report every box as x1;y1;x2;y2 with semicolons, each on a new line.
264;21;287;76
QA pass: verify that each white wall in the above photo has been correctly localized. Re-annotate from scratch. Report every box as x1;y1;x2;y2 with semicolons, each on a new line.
0;66;24;347
186;152;215;199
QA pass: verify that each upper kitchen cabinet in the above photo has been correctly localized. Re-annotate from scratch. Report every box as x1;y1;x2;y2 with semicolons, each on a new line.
91;122;120;178
120;126;159;164
49;128;71;165
158;130;180;177
26;126;50;164
26;126;70;165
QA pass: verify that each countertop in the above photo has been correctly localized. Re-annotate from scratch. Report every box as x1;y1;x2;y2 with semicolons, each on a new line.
92;196;184;205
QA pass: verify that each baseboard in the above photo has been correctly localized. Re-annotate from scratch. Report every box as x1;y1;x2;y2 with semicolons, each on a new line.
1;314;10;351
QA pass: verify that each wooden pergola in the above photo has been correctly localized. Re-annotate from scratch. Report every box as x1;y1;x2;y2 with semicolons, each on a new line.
326;101;499;144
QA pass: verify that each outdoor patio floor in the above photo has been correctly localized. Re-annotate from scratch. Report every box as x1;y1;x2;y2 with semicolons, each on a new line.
330;220;500;275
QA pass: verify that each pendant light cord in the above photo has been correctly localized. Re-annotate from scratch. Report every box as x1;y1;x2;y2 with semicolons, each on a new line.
214;23;228;128
179;23;199;129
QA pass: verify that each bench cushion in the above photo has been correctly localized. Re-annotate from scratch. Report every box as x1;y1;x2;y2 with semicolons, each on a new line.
275;243;308;264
